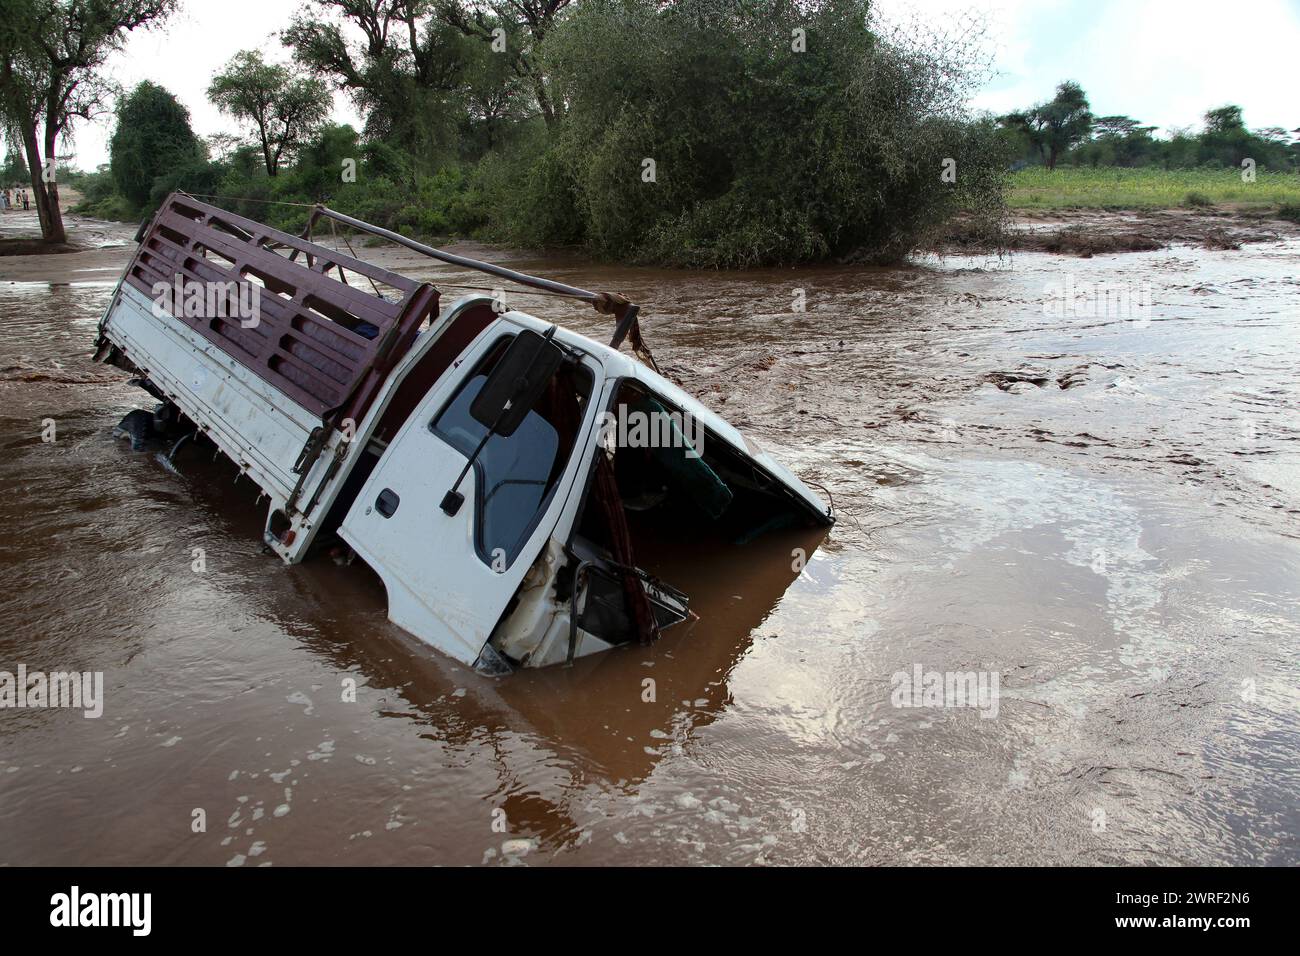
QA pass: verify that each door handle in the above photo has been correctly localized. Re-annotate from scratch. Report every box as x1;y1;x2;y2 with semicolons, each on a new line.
375;488;400;518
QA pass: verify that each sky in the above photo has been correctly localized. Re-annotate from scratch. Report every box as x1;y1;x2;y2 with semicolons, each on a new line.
879;0;1300;131
60;0;1300;171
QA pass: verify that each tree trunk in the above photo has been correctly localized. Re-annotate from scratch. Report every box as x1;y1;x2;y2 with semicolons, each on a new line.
43;175;66;243
533;76;556;130
259;122;277;177
19;119;65;244
41;118;66;244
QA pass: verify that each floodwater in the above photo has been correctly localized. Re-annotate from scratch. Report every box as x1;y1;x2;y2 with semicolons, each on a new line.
1;209;1297;865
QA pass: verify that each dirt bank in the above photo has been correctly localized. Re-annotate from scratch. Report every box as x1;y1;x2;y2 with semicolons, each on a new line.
947;205;1300;257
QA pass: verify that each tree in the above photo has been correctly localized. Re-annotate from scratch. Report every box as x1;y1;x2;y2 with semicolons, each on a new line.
109;80;200;207
282;1;468;157
207;51;330;177
286;121;360;201
1092;115;1140;138
457;27;530;153
0;0;176;243
434;1;572;130
1204;105;1245;136
1075;114;1156;168
524;0;1007;267
999;81;1093;170
1252;126;1295;172
1197;105;1288;169
1198;104;1248;168
282;1;569;157
1;141;28;182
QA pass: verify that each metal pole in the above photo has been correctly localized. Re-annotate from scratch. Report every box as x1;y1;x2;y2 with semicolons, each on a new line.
314;205;602;304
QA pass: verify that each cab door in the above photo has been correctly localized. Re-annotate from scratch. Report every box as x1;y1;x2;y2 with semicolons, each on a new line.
339;324;603;666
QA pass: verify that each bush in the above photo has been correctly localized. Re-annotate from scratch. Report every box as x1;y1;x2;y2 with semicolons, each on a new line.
110;82;203;209
477;141;584;248
148;157;225;212
70;167;136;222
75;192;138;223
1184;191;1213;207
528;0;1006;267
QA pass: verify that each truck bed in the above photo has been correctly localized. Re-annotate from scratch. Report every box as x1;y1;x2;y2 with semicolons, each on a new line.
95;193;440;562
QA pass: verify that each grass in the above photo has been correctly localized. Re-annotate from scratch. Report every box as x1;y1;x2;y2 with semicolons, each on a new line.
1008;167;1300;210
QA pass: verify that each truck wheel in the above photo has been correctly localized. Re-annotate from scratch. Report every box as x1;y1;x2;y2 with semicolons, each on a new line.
152;400;181;435
112;409;155;451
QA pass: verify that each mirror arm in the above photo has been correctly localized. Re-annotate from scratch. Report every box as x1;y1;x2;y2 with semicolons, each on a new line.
440;421;499;517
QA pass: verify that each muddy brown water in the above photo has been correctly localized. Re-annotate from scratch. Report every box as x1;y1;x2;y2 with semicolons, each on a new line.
1;209;1297;865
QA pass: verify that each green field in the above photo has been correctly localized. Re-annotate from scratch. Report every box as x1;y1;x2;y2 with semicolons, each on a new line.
1008;167;1300;210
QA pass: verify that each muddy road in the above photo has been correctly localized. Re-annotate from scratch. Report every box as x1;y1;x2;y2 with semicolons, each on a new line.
1;207;1296;865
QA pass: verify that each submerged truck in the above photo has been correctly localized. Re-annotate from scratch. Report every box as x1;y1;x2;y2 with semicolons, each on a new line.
93;193;833;672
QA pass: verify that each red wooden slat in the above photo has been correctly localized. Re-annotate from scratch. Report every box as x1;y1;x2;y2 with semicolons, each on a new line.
154;209;406;329
117;193;440;423
165;198;422;292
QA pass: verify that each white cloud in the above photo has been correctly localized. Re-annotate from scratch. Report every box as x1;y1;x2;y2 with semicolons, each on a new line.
1066;0;1300;134
878;0;1300;133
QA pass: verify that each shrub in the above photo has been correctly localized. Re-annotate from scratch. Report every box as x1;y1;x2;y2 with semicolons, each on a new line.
533;0;1006;266
110;82;203;209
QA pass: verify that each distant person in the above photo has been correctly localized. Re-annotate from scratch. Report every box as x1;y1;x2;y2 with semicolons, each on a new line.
1;190;9;211
21;190;29;211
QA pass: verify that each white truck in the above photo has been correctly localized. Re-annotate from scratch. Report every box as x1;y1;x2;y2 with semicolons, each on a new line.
94;193;833;672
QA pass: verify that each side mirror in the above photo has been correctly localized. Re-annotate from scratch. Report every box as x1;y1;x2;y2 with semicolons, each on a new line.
469;328;564;436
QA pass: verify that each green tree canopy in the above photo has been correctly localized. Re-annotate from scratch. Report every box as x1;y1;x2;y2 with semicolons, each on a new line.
1;143;28;182
208;50;330;176
1000;80;1093;170
0;0;176;242
281;0;548;162
1204;105;1245;135
109;80;201;207
527;0;1006;266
